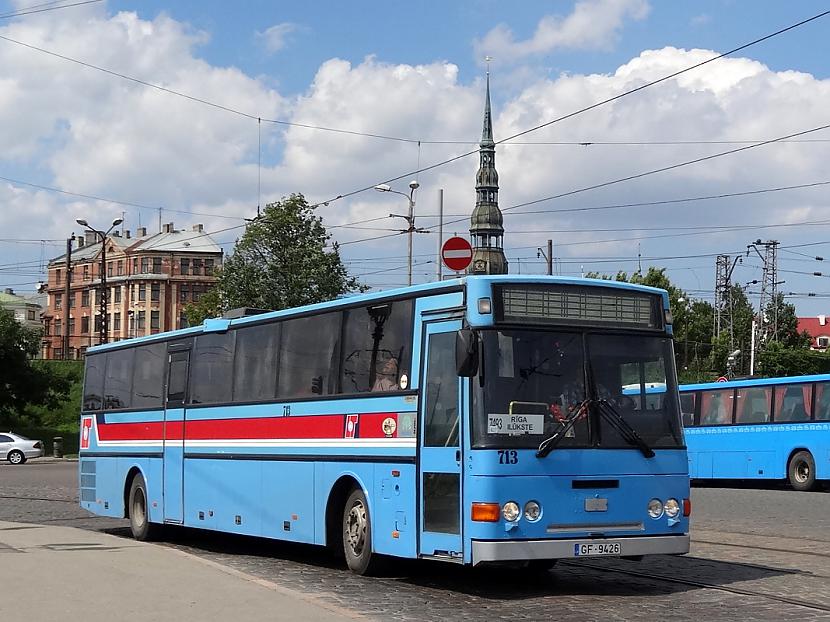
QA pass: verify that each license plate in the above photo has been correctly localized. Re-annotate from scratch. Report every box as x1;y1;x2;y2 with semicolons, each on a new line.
573;542;621;557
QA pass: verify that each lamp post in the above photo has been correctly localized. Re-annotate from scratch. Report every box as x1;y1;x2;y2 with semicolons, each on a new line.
76;217;123;344
374;180;420;286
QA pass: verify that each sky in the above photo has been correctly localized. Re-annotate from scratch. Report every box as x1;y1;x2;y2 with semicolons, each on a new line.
1;0;830;315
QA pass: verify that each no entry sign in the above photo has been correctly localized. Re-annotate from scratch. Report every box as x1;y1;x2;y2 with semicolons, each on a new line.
442;236;473;272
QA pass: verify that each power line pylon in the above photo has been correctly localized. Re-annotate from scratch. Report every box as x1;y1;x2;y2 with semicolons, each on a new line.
748;239;780;345
714;254;741;349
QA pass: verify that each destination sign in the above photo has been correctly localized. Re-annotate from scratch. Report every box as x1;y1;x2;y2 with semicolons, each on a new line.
495;284;662;330
487;413;545;436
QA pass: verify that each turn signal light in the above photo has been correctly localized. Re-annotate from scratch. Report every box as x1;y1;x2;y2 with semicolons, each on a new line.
471;502;501;522
683;498;692;517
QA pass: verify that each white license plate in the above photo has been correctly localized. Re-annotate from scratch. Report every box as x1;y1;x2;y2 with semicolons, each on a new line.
573;542;621;557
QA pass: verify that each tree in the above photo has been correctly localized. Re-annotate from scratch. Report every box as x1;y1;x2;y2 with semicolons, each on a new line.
0;308;68;428
763;293;811;349
186;194;365;324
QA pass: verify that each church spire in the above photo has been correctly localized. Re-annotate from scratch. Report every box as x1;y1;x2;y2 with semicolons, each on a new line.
469;64;508;275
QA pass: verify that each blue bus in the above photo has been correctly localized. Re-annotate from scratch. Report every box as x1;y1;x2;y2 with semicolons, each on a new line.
680;375;830;491
79;275;690;574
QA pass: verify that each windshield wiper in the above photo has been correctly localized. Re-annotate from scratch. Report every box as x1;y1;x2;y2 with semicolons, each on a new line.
536;399;590;458
596;399;655;459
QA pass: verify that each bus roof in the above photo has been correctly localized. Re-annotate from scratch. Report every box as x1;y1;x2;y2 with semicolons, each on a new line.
681;374;830;392
88;274;670;354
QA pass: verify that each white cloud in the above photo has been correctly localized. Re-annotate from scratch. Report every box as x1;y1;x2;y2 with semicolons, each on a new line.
256;22;298;54
474;0;650;64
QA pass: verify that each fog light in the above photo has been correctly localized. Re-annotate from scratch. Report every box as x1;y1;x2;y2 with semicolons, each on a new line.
502;501;520;522
647;498;663;519
524;500;542;522
477;297;492;314
665;498;680;518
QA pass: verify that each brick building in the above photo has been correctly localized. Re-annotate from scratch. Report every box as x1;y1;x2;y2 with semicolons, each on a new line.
42;223;222;359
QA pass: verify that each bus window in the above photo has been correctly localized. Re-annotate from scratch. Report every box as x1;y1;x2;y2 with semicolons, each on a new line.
423;332;459;448
735;387;771;424
132;343;166;409
233;323;280;402
341;301;413;394
815;382;830;421
774;384;812;422
679;392;696;426
104;348;134;410
700;389;733;425
278;312;341;398
83;353;105;411
190;333;236;404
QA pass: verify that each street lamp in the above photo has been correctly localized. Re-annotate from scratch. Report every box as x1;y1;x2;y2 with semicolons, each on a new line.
374;180;420;286
76;217;123;344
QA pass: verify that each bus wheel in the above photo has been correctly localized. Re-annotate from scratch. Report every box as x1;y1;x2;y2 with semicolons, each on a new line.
788;451;816;492
342;488;380;575
128;474;159;541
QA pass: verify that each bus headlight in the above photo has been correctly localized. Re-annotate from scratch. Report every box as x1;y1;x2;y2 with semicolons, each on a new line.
502;501;520;522
664;498;680;518
647;498;663;519
524;500;542;522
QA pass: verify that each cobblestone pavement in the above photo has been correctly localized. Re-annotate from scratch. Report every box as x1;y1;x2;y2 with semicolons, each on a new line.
2;461;829;621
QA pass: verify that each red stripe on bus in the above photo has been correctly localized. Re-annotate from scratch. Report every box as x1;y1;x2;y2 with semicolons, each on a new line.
97;412;403;441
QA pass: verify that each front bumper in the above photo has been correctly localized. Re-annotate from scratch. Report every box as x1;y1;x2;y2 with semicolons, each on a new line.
471;534;689;565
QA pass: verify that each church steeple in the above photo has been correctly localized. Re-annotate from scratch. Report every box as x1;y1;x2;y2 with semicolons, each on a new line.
469;70;508;275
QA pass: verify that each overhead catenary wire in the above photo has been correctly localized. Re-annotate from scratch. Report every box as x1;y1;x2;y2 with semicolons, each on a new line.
0;0;103;20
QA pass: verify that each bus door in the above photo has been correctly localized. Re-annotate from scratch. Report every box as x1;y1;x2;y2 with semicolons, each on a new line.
419;320;463;559
163;348;190;524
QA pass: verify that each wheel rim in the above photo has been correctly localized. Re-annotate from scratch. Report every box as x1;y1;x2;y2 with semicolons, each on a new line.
795;460;810;484
132;488;147;529
9;452;22;464
346;499;367;557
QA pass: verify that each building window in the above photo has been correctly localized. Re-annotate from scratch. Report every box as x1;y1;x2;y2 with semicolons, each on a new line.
114;312;121;331
68;294;75;309
180;285;189;302
82;290;90;307
54;348;63;360
153;257;162;274
192;258;203;276
81;316;89;334
83;265;89;280
54;319;62;336
132;258;138;274
27;309;36;321
137;310;146;330
141;257;149;273
204;258;215;275
68;318;75;337
56;268;62;285
180;258;190;276
114;287;121;304
138;285;146;302
151;283;160;302
44;319;51;336
818;336;829;349
150;310;160;331
94;315;101;333
55;293;62;310
117;260;124;276
107;262;113;277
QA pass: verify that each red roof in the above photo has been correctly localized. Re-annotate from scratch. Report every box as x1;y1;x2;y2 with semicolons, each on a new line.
797;317;830;348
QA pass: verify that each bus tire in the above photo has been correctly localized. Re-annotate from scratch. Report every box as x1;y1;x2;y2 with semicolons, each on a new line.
788;451;816;492
128;473;159;541
342;487;381;575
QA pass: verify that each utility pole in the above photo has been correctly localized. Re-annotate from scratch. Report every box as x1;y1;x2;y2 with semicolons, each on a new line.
62;237;72;359
747;239;781;348
537;240;553;275
436;189;444;281
76;218;122;345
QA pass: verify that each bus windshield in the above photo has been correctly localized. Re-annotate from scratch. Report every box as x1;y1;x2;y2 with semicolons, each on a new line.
471;329;683;450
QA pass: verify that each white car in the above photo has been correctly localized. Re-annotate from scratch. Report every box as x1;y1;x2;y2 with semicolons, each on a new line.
0;432;43;465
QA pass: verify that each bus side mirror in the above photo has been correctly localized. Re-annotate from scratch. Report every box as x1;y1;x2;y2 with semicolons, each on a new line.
456;328;479;377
